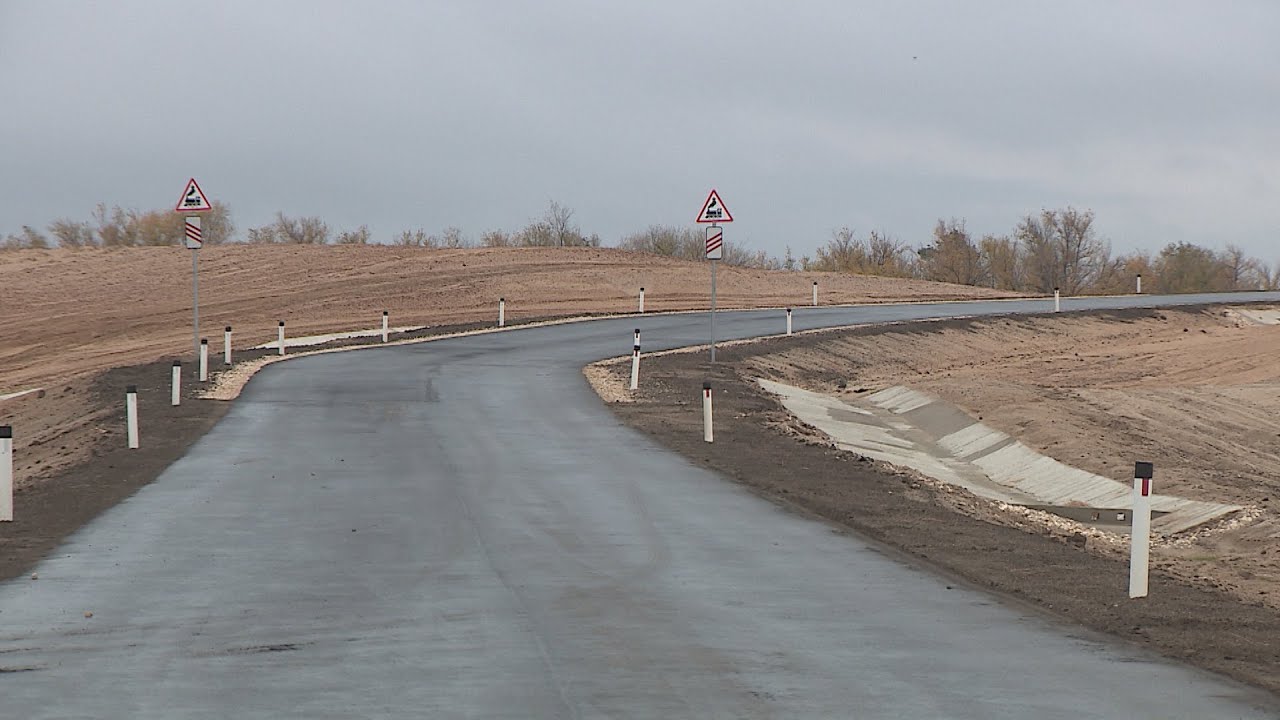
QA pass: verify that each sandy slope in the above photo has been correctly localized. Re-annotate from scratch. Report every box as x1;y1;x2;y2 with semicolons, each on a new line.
744;307;1280;609
0;245;1016;390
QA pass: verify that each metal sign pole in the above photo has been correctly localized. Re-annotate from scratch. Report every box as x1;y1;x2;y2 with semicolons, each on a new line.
192;247;200;367
710;256;718;363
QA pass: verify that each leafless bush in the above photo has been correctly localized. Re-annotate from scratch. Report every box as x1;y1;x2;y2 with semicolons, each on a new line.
336;225;372;244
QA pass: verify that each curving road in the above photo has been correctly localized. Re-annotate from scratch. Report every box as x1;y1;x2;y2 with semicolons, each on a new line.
2;293;1279;718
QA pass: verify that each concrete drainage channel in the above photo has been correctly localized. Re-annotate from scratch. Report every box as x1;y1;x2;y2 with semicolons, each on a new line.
759;379;1240;535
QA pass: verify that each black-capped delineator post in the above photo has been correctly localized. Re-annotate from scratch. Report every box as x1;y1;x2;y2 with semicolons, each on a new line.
278;321;286;356
126;385;139;449
171;360;182;407
1;425;13;522
812;281;818;307
703;382;714;443
1130;461;1154;599
1054;287;1061;313
786;308;793;336
1136;274;1143;294
630;329;641;391
638;287;645;314
382;311;389;343
224;326;233;365
199;338;209;381
499;298;506;328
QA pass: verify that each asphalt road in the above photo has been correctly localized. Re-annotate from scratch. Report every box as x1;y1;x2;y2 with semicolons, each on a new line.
3;292;1280;718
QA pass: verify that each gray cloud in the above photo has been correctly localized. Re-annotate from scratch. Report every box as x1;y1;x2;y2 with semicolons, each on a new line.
2;0;1277;259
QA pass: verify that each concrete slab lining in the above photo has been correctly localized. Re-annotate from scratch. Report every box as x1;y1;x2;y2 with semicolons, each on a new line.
758;380;1240;535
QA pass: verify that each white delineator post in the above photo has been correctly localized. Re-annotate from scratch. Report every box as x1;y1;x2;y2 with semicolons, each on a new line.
1136;274;1143;294
812;281;818;307
1;425;13;522
199;339;209;381
630;328;641;391
382;311;389;343
224;325;233;365
638;287;645;314
171;360;182;406
278;321;286;355
1054;287;1061;313
499;298;506;328
786;308;793;336
1130;461;1154;599
703;382;714;443
126;385;139;449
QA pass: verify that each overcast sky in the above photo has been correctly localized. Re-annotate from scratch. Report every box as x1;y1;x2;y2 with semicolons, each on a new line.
2;1;1277;259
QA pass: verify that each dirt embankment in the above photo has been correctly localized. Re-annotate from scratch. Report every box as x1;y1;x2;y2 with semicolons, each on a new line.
0;244;1019;391
738;306;1280;610
589;306;1280;695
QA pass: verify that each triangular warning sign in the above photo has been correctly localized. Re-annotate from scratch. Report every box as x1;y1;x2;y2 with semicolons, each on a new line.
174;178;213;213
695;189;733;223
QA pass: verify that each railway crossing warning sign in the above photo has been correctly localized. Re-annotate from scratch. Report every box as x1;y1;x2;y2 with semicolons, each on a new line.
175;178;213;213
696;189;733;224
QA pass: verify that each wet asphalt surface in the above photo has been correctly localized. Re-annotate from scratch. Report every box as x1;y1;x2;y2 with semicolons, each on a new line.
2;292;1279;718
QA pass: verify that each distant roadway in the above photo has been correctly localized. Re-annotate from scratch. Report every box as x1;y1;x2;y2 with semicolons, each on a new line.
2;292;1279;718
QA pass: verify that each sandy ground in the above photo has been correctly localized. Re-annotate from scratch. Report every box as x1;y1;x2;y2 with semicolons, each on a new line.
587;308;1280;695
0;245;1016;391
3;245;1279;695
738;306;1280;610
0;246;1013;494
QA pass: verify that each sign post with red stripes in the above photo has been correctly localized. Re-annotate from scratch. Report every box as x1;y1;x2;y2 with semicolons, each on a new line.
175;178;213;368
1129;461;1154;599
696;190;733;363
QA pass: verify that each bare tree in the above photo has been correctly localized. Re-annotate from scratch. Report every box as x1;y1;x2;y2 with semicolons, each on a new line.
336;225;372;244
922;219;983;286
48;219;96;248
440;226;469;249
271;212;329;244
480;229;512;247
93;203;137;247
866;231;913;277
515;220;554;247
1253;260;1280;290
545;201;577;246
246;226;280;244
0;226;51;250
1154;242;1229;293
809;227;869;272
198;201;236;244
978;234;1020;290
393;229;434;247
618;225;706;261
1221;244;1255;290
1015;208;1108;294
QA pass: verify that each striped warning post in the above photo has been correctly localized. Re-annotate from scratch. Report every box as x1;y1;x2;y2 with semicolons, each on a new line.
705;227;723;260
184;216;203;249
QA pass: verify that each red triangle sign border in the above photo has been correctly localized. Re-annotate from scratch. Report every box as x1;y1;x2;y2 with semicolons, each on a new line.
696;189;733;223
175;177;213;213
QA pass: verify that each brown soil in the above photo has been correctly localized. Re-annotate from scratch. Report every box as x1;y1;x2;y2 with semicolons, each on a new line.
0;359;230;582
591;306;1280;695
0;244;1017;391
739;306;1280;611
0;245;1014;586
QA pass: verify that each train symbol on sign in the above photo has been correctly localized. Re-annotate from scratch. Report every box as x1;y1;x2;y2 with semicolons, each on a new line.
174;178;213;213
696;189;733;223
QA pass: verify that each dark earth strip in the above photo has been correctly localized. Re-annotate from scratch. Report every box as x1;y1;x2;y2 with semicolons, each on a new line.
598;310;1280;696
